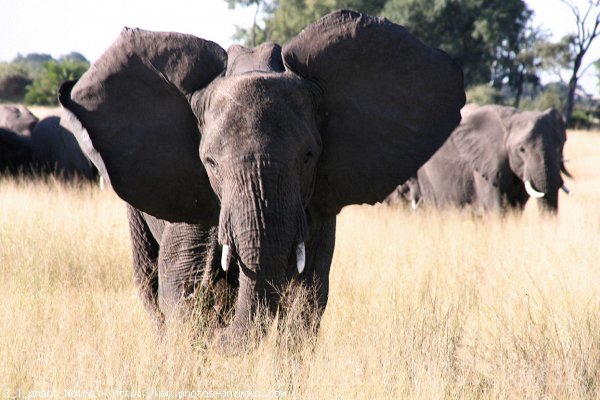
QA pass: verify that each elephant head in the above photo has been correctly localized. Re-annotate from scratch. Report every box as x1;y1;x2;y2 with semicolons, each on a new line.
452;104;570;213
59;10;465;335
0;105;39;137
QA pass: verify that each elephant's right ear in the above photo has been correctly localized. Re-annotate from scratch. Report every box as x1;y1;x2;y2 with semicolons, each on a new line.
59;28;226;224
450;104;510;184
282;10;465;216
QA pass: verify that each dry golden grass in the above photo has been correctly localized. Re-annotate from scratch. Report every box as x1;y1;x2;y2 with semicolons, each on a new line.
1;131;599;398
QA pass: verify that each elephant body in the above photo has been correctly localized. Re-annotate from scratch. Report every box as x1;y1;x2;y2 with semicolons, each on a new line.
387;104;570;213
31;116;97;180
0;108;97;180
60;10;465;338
0;127;32;175
0;105;38;174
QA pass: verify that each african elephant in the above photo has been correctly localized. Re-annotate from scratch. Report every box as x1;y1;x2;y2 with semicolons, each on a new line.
31;116;97;180
59;10;465;338
0;105;38;137
0;127;32;175
0;105;37;174
0;103;98;179
387;104;571;213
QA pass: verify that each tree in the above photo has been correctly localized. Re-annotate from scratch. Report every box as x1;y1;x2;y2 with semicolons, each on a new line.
24;59;89;106
493;21;549;107
0;73;32;102
59;52;89;64
466;84;505;105
226;0;275;47
554;0;600;123
226;0;388;46
11;53;53;81
267;0;387;43
596;58;600;90
381;0;531;88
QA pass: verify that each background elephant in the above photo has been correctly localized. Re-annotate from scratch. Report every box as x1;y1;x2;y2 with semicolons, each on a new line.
387;104;570;213
60;10;465;337
0;127;32;175
0;104;38;137
31;116;97;180
0;105;37;175
0;111;98;180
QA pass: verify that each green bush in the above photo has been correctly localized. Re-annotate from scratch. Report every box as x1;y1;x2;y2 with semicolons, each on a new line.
520;87;566;112
24;59;89;106
0;73;32;102
466;84;505;106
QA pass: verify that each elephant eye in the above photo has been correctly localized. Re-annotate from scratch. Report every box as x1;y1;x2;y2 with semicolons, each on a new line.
205;157;217;170
518;146;526;153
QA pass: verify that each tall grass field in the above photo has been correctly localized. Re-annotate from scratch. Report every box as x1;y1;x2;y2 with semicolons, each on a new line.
1;130;599;398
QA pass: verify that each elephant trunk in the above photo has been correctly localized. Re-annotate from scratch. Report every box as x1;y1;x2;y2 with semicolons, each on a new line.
219;161;307;337
525;155;561;213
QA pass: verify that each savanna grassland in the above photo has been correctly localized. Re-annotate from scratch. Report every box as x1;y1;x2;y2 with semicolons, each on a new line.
1;130;599;399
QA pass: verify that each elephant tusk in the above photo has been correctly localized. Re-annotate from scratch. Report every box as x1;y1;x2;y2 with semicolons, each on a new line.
561;184;573;196
524;180;545;198
221;244;231;272
411;198;422;210
296;242;306;274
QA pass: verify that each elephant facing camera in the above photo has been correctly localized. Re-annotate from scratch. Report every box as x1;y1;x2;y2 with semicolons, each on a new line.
59;10;466;341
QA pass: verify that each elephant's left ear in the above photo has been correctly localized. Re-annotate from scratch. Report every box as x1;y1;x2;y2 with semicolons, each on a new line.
59;28;226;224
283;10;465;216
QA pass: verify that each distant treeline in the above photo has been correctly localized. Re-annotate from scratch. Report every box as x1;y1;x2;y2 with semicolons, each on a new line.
3;0;600;128
0;52;89;106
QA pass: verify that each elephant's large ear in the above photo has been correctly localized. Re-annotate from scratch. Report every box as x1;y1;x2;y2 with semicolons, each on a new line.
282;10;465;216
59;28;226;223
450;104;511;184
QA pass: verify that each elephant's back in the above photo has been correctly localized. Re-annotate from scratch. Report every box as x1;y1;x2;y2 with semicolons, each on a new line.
31;116;96;179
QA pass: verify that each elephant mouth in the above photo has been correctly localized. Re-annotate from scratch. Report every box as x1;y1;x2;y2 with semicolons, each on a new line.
220;241;306;275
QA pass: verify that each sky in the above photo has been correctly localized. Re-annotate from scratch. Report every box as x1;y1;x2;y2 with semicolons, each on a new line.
1;0;599;95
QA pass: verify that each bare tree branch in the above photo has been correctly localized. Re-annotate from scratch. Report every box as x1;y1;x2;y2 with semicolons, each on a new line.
556;0;600;122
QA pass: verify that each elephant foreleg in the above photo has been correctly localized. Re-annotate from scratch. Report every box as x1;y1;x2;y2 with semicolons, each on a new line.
473;173;503;213
127;205;163;328
300;216;336;333
157;223;220;324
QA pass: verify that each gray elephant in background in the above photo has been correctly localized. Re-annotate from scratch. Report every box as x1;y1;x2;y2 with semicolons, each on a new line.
0;105;38;137
0;127;32;175
0;105;38;174
0;105;97;180
59;10;465;338
387;104;571;213
31;116;97;180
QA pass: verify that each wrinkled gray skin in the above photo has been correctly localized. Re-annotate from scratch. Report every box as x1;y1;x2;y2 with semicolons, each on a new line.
31;116;97;180
59;10;465;339
388;104;570;214
0;105;38;137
